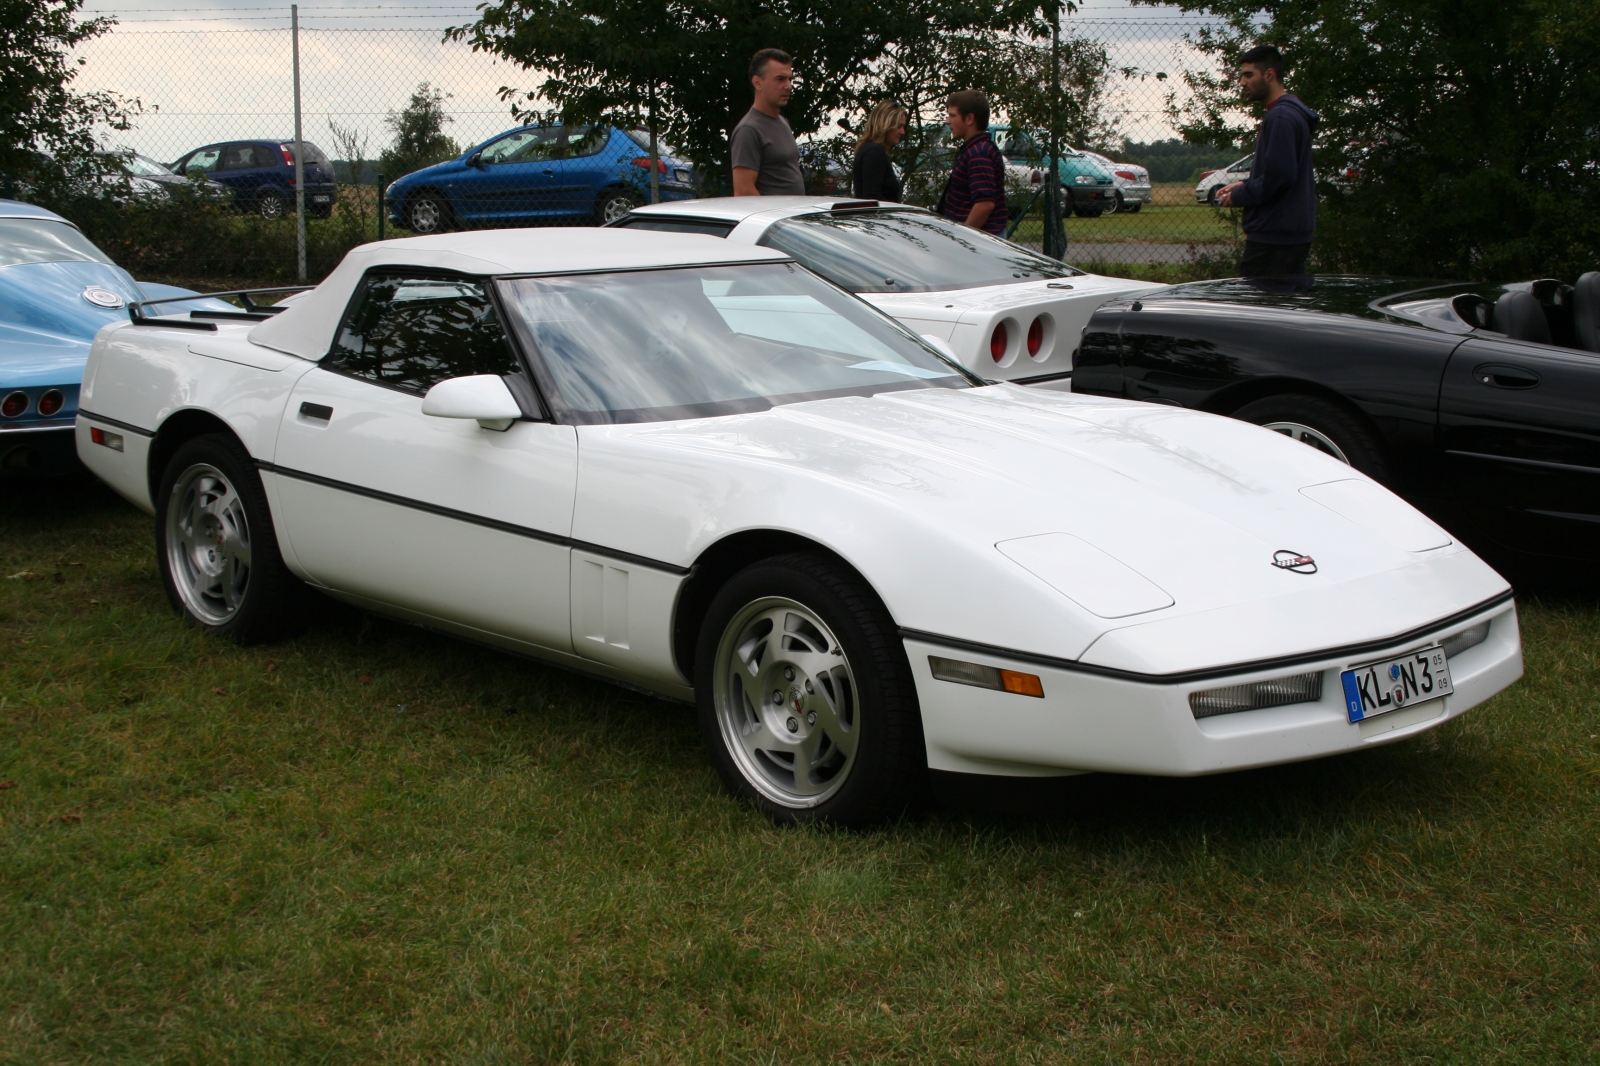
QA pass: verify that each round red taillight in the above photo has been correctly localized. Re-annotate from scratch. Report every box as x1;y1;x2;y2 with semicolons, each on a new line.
1027;318;1044;357
37;390;64;417
1;391;28;419
990;323;1008;362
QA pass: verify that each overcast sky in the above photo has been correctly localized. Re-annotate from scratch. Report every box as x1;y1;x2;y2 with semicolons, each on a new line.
74;1;1223;164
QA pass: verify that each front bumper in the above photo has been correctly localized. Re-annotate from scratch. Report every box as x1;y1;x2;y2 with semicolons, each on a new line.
907;598;1521;777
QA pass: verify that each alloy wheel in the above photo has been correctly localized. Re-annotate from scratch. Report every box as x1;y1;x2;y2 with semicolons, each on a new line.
712;596;860;809
165;463;253;625
1262;421;1352;465
600;195;635;224
409;196;444;233
257;194;285;220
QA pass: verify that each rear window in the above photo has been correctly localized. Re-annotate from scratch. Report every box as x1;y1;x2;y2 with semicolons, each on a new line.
0;218;114;268
759;209;1079;293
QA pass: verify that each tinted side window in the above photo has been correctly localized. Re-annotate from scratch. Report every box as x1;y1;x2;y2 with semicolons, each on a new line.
221;144;265;170
327;275;523;395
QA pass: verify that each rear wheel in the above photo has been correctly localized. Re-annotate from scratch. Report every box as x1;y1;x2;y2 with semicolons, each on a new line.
155;434;309;643
594;186;642;225
1124;200;1142;214
1206;186;1221;206
1233;394;1391;482
255;191;286;220
695;552;926;827
406;192;451;234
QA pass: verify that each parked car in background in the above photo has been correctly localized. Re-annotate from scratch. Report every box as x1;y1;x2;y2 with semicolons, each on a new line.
386;125;699;234
611;197;1161;384
170;140;337;220
0;199;223;475
74;227;1523;825
993;128;1120;218
1196;154;1253;204
1073;272;1600;586
121;154;231;203
1078;150;1152;213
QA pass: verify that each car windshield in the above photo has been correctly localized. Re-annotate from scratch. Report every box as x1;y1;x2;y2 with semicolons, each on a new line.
125;155;173;177
498;261;977;424
0;218;114;268
758;209;1080;294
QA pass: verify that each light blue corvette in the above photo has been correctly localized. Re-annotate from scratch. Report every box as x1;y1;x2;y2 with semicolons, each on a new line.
0;199;221;475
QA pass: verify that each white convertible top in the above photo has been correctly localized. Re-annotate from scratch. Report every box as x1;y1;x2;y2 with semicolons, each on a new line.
249;226;789;360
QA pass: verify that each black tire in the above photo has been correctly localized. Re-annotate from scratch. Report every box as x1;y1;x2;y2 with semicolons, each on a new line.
155;433;310;644
255;190;287;220
405;191;451;234
1113;191;1126;213
1232;394;1391;482
1125;201;1142;214
593;186;642;225
1206;186;1221;206
309;203;333;219
694;552;927;827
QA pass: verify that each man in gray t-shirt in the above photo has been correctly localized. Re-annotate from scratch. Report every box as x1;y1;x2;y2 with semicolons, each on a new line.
731;48;806;196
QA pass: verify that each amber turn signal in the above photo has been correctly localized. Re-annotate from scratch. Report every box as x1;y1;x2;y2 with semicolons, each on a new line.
928;655;1044;698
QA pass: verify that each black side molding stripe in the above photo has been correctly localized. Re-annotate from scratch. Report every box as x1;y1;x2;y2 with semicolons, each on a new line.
899;590;1515;685
1446;450;1600;477
258;461;691;575
77;410;156;438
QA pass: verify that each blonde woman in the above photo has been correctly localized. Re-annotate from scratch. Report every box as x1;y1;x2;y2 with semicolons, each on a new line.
852;101;907;202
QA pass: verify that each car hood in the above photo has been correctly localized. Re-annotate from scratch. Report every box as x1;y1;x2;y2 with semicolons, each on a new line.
577;386;1507;675
1138;274;1507;322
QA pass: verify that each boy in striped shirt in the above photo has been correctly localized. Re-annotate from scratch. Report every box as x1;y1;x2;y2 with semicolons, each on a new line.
938;90;1007;235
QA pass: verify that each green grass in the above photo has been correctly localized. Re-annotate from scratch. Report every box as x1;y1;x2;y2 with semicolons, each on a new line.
2;477;1598;1064
1010;201;1242;250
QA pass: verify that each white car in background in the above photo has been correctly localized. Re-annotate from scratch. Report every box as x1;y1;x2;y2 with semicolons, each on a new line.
75;227;1523;826
1078;150;1153;212
612;197;1161;386
1197;154;1254;204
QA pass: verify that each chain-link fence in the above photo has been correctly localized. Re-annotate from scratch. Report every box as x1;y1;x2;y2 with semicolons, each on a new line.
70;5;1247;284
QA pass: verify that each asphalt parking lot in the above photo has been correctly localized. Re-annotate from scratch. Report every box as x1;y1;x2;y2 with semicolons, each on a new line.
3;474;1597;1063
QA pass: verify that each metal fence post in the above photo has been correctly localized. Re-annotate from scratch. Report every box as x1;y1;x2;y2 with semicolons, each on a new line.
292;3;306;282
377;174;386;241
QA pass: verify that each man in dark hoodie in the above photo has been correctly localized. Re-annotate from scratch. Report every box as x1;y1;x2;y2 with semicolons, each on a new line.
1218;45;1321;276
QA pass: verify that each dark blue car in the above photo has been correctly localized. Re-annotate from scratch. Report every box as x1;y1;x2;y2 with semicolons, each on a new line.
386;125;698;233
169;140;337;220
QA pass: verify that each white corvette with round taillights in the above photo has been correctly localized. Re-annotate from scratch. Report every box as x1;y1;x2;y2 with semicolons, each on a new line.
74;227;1522;825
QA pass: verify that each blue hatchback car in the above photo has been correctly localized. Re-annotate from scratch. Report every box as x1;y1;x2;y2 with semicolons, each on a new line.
170;139;337;220
0;200;219;475
386;125;699;233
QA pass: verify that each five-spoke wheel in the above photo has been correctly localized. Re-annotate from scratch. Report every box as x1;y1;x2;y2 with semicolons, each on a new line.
696;552;926;826
155;434;309;643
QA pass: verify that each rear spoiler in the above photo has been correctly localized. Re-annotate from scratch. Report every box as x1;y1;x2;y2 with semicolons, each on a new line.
128;285;315;333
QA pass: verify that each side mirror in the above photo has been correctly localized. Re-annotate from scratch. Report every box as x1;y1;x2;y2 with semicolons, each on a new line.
466;152;483;167
420;375;521;431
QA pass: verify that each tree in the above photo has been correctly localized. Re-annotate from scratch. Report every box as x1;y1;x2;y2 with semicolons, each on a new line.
0;0;139;195
378;83;462;181
452;0;1035;184
1152;0;1600;280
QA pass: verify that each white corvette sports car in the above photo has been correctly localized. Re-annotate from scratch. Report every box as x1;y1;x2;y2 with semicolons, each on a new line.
609;197;1161;386
76;228;1521;825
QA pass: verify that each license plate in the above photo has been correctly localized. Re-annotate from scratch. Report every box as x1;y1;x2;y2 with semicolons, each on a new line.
1341;646;1452;722
313;195;329;202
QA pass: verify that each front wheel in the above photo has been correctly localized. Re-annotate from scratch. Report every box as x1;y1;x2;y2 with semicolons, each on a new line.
1233;394;1391;482
695;553;926;827
593;186;642;225
155;434;310;643
406;192;450;234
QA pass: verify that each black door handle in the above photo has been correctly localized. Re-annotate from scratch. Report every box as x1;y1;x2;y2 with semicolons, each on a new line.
299;401;332;421
1473;363;1540;389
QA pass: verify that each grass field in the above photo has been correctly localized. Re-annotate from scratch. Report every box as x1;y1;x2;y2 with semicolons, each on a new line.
1010;184;1242;250
2;476;1598;1064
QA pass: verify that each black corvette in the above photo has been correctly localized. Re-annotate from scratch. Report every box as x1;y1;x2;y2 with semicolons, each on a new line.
1072;272;1600;584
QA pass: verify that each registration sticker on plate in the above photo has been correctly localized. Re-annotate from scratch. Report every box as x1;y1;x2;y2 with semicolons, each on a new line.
1341;646;1453;722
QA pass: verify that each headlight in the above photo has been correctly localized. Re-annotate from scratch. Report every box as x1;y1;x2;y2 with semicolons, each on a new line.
1074;174;1094;185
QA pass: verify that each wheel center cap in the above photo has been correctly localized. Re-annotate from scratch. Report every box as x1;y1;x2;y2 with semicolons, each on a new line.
788;686;804;714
